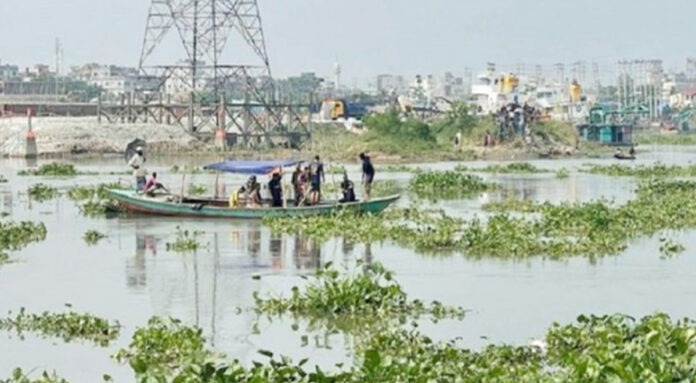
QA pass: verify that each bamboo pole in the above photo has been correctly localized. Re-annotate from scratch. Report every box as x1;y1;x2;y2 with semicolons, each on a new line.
214;171;220;199
179;173;186;203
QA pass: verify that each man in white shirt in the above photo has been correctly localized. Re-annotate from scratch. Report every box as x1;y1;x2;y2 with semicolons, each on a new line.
128;147;147;192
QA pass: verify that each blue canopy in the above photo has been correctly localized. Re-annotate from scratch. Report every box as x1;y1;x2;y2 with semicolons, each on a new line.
204;159;303;175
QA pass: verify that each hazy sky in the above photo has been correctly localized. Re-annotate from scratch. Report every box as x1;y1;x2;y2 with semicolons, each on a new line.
0;0;693;83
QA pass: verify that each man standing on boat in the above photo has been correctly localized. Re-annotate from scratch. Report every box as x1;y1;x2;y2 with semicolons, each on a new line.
359;152;375;201
291;163;303;206
128;146;146;192
268;171;283;207
310;155;325;204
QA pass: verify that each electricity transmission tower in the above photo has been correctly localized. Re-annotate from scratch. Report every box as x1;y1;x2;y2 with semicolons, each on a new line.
135;0;303;145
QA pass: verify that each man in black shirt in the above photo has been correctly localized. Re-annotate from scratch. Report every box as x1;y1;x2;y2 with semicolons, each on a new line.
359;152;375;201
268;172;283;207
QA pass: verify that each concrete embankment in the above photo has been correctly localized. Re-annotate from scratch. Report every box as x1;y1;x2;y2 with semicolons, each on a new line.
0;117;203;157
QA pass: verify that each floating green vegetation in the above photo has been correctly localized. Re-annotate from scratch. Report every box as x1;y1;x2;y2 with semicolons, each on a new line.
83;230;107;246
18;163;78;177
482;198;539;213
455;162;549;174
0;221;46;264
1;369;72;383
0;308;120;347
545;313;696;382
268;178;696;259
113;317;213;379
581;162;696;178
482;162;549;174
67;183;123;201
186;184;207;196
111;311;696;382
254;262;465;323
0;175;8;183
166;227;203;252
78;200;119;217
169;165;207;174
67;183;124;217
378;164;421;173
409;171;495;199
635;132;696;145
556;168;570;179
659;237;685;258
27;183;59;202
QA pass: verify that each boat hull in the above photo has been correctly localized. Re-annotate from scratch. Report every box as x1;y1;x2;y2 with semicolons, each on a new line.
108;189;400;219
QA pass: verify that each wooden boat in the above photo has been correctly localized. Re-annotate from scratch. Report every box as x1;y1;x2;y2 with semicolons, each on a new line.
109;159;400;219
108;189;400;219
614;153;636;160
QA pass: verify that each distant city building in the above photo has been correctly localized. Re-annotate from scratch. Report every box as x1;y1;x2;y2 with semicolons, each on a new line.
0;63;19;81
71;64;140;97
376;74;405;94
163;61;208;100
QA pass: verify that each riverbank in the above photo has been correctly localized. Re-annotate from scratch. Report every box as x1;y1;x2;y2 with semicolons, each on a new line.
0;116;608;163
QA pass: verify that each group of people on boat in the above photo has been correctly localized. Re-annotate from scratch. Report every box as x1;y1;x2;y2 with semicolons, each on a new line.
228;153;375;209
127;145;376;209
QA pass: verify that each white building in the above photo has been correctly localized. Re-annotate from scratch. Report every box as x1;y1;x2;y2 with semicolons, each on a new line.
164;61;208;101
74;64;139;97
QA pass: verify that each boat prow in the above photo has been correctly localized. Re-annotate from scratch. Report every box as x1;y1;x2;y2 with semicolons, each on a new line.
107;189;400;219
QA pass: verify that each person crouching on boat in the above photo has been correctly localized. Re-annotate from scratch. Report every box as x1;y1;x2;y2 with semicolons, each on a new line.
144;172;169;196
339;173;356;203
268;171;283;207
229;185;246;207
128;146;146;192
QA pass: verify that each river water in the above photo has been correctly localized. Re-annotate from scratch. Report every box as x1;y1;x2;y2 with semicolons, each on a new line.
1;146;696;381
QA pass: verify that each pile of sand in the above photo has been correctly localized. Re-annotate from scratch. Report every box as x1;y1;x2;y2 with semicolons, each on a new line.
0;117;202;157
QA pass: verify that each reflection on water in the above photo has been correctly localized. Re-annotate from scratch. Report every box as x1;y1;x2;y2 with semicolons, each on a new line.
127;221;156;290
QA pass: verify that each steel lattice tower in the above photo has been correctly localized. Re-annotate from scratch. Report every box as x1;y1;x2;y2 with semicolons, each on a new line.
137;0;286;138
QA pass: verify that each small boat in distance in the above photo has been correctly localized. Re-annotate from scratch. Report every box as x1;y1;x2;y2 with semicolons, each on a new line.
614;146;636;160
614;153;636;160
108;159;400;219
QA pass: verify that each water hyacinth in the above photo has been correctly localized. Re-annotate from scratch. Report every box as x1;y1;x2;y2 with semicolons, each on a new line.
18;163;78;177
83;230;107;246
253;262;465;321
166;226;204;252
0;221;47;263
113;317;214;378
1;369;73;383
186;184;207;196
482;162;549;174
0;308;120;347
267;179;696;259
582;162;696;178
67;183;123;201
409;170;495;199
111;309;696;382
27;184;59;202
